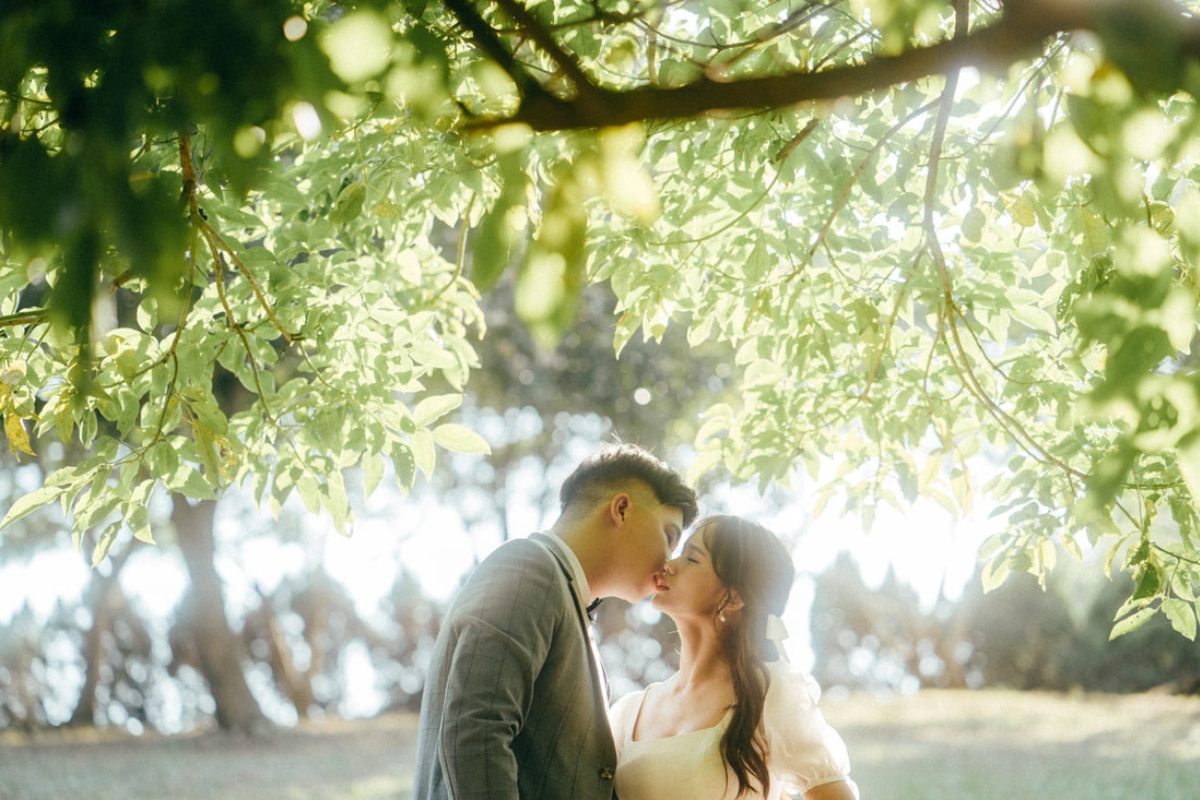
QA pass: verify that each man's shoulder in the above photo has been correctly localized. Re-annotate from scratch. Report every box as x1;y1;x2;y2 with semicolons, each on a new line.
462;535;563;588
480;534;554;566
448;535;572;623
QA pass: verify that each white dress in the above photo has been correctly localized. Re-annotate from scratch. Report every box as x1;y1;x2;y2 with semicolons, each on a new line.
609;662;854;799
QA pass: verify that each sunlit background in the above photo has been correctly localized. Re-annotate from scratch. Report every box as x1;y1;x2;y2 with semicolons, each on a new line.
1;400;996;735
3;273;1195;742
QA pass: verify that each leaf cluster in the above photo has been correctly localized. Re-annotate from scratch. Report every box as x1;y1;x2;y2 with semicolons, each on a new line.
5;0;1200;641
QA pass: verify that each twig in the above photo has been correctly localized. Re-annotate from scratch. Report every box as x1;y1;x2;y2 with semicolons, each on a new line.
200;226;276;425
808;97;940;259
202;225;299;344
432;195;475;302
772;117;820;163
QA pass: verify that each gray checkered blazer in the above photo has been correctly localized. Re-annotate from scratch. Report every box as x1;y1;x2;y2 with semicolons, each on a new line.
413;533;618;799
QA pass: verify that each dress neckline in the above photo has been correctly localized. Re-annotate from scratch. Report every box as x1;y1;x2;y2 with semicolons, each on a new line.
628;683;735;744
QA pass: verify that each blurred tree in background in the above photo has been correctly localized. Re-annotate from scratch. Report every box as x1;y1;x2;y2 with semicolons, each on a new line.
810;550;1200;695
6;0;1200;731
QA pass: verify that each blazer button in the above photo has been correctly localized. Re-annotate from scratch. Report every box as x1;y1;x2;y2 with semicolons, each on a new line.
599;766;615;781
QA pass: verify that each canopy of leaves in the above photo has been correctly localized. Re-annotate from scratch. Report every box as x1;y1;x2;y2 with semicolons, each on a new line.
3;0;1200;639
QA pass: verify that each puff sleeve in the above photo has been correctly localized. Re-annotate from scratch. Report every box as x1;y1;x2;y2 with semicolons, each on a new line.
762;663;854;796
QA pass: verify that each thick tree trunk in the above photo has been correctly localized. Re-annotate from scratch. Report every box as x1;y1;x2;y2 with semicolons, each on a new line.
247;588;317;719
68;547;134;727
173;495;272;734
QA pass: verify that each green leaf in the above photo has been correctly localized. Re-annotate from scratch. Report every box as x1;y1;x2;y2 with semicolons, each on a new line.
981;554;1011;593
411;428;436;478
745;238;771;283
194;417;222;482
297;474;322;515
322;470;352;535
472;151;526;291
1080;208;1109;256
92;521;122;567
1110;606;1157;640
0;485;69;529
1176;433;1200;502
976;534;1006;561
412;394;463;427
961;206;986;243
1162;598;1197;641
392;441;417;492
410;339;459;370
362;451;385;500
743;359;785;388
330;182;367;226
75;492;121;532
1132;562;1161;600
685;449;722;486
432;423;490;454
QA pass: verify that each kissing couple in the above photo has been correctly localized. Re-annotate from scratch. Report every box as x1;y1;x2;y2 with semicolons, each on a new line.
414;443;859;799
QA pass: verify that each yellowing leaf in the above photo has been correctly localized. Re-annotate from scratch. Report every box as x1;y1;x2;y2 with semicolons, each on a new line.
5;413;35;457
1080;208;1108;256
0;361;24;409
0;359;26;388
1005;195;1036;228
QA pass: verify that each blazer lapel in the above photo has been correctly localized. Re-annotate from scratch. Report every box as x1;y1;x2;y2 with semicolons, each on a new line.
531;533;610;701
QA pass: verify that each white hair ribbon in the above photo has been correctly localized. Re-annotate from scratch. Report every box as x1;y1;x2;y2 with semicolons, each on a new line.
765;614;789;662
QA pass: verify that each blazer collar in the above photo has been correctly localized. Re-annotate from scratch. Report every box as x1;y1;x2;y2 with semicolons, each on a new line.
531;532;592;624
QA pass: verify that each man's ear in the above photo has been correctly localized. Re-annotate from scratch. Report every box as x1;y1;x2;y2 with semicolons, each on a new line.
609;493;631;526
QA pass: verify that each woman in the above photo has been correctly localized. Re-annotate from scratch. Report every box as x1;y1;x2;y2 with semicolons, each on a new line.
610;516;859;799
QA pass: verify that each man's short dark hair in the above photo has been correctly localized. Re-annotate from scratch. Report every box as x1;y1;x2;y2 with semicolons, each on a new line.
559;443;699;527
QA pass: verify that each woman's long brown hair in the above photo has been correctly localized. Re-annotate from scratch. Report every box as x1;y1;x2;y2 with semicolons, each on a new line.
704;515;796;798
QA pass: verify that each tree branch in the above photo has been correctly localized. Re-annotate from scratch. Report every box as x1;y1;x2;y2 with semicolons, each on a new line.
443;0;550;100
491;0;596;96
475;0;1199;131
0;311;48;328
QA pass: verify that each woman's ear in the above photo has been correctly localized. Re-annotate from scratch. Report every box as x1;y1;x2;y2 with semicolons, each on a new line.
724;589;745;613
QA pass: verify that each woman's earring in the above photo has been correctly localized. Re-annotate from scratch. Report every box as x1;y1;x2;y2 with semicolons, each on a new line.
719;610;727;623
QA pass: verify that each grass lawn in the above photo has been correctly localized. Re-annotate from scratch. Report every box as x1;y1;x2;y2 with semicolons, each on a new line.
822;689;1200;799
1;690;1199;798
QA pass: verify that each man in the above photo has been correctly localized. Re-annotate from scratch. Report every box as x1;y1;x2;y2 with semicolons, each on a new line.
413;443;699;799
